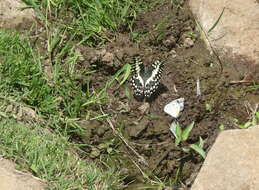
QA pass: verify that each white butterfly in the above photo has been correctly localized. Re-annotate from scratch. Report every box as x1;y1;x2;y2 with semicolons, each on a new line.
164;98;185;118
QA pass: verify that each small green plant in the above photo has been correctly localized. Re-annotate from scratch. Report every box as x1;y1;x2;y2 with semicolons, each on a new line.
237;112;259;129
238;121;253;129
183;137;206;159
249;83;259;91
173;122;194;146
112;63;132;86
170;0;183;7
171;122;206;159
185;31;197;40
205;103;212;112
219;124;225;131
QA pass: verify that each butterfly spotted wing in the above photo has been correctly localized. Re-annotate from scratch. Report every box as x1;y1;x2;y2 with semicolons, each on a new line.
143;60;164;98
130;57;145;97
130;57;164;98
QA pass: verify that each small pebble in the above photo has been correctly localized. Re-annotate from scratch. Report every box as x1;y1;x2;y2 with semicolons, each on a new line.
183;37;194;48
163;36;176;48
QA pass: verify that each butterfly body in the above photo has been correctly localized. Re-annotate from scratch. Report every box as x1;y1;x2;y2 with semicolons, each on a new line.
130;57;164;98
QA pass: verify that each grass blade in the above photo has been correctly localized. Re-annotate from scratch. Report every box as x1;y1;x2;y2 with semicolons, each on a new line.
175;123;182;146
116;64;132;86
190;144;206;159
208;7;225;33
182;121;195;141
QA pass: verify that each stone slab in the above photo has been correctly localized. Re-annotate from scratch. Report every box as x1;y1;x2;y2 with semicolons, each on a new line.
191;126;259;190
0;158;45;190
0;0;35;30
189;0;259;80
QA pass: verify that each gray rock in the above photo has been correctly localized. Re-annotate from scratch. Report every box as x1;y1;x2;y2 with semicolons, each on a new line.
191;126;259;190
168;49;177;58
163;36;176;48
0;158;45;190
189;0;259;80
0;0;35;30
183;37;194;48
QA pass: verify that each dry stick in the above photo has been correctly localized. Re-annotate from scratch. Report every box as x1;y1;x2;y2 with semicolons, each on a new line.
100;108;153;183
130;157;150;180
194;18;223;73
229;80;254;84
99;106;148;166
131;140;171;147
129;157;160;185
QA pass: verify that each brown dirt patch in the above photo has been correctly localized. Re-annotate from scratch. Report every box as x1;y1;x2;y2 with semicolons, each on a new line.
75;0;259;189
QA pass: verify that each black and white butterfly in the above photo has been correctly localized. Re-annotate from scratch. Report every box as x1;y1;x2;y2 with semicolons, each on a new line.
130;56;165;98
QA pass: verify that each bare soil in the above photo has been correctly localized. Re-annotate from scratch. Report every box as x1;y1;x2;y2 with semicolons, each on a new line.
74;0;259;189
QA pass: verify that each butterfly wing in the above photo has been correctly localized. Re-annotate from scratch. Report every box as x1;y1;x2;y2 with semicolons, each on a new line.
132;57;144;74
144;60;164;98
130;57;145;97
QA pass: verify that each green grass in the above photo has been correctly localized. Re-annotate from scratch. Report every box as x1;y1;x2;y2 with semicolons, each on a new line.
0;0;145;188
0;0;162;188
0;30;86;118
0;28;123;187
22;0;152;46
249;83;259;91
0;119;123;189
0;27;132;139
237;111;259;129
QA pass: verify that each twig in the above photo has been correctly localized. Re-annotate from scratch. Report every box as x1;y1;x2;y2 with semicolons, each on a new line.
130;140;171;147
229;80;254;84
99;106;148;166
129;157;159;185
194;18;223;72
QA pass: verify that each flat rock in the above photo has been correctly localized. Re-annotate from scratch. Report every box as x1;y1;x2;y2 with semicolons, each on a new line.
191;126;259;190
0;158;45;190
0;0;35;30
189;0;259;80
